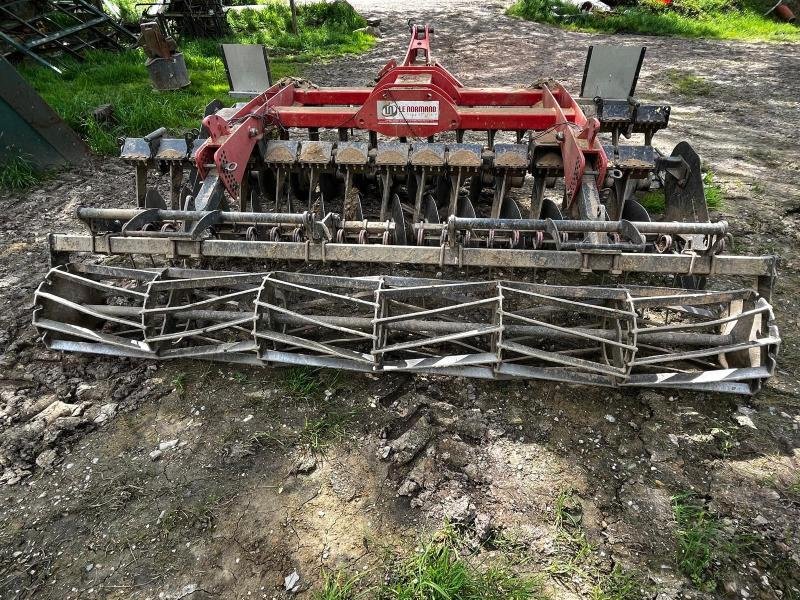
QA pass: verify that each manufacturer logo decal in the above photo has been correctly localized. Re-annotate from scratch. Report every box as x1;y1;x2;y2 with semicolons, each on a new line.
377;100;439;123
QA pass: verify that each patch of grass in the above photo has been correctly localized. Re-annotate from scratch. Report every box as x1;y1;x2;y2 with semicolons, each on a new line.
380;528;546;600
639;189;666;214
666;69;713;97
507;0;800;42
300;406;358;452
284;366;321;397
0;154;41;191
313;570;365;600
703;171;723;209
592;565;645;600
19;1;374;154
636;170;723;215
549;490;648;599
670;492;719;592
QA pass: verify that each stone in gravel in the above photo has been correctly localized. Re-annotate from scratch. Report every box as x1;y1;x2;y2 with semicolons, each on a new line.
37;400;77;425
291;454;317;475
397;450;438;497
734;414;757;429
34;449;58;470
149;449;163;461
443;495;476;525
389;416;433;464
158;439;179;451
449;409;487;440
284;570;300;591
473;512;493;542
93;403;117;424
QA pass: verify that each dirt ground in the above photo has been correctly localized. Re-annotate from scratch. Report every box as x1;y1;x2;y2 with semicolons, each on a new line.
1;1;799;598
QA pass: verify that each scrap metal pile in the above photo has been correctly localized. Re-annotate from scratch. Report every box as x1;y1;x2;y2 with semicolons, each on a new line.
0;0;135;73
34;25;780;394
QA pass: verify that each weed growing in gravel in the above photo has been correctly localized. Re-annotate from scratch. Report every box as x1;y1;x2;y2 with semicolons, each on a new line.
670;492;719;591
666;70;714;97
172;371;188;395
549;490;648;599
312;526;546;599
284;366;322;397
0;154;41;191
380;528;545;600
314;570;366;600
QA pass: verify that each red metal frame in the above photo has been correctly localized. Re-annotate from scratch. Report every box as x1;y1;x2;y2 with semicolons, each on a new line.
195;25;607;206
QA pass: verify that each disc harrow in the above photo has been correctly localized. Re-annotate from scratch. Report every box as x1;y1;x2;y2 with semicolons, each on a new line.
34;23;781;393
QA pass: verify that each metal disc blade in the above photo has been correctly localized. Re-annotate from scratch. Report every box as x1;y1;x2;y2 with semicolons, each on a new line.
500;197;522;219
622;198;651;222
391;193;408;245
422;194;440;223
664;141;709;223
343;190;363;221
456;196;476;218
540;198;563;220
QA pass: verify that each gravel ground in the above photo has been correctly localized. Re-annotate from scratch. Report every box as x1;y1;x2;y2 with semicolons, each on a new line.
0;2;799;598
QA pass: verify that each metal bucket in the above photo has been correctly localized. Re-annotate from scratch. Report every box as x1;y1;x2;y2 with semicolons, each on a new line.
146;53;190;91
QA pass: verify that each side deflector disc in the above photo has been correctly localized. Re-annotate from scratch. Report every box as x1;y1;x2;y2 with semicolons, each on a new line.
664;141;709;223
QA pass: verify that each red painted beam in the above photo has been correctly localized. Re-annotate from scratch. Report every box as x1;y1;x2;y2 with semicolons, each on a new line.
274;105;576;130
294;87;548;108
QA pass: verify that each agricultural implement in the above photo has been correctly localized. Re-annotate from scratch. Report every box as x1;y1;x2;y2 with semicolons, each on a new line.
33;25;780;394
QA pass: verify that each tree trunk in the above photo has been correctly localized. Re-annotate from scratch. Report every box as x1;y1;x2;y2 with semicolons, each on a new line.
289;0;298;35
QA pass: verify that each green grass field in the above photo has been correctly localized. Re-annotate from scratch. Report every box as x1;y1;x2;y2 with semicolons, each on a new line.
14;1;373;159
507;0;800;41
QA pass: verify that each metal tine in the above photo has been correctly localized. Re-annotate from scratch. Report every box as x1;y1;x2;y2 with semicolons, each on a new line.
36;290;145;329
264;277;378;308
382;353;499;370
142;288;258;315
499;339;628;377
503;280;630;301
254;329;374;364
74;263;162;281
34;317;151;352
500;285;635;319
148;273;269;292
374;325;501;356
502;310;637;351
631;336;780;367
625;285;752;300
496;362;617;385
290;289;377;313
374;297;500;325
45;337;153;358
145;316;255;343
634;343;719;369
378;280;498;297
257;301;376;339
627;366;771;385
631;290;752;307
635;304;769;334
48;268;149;298
386;298;494;327
158;340;260;359
274;271;383;292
